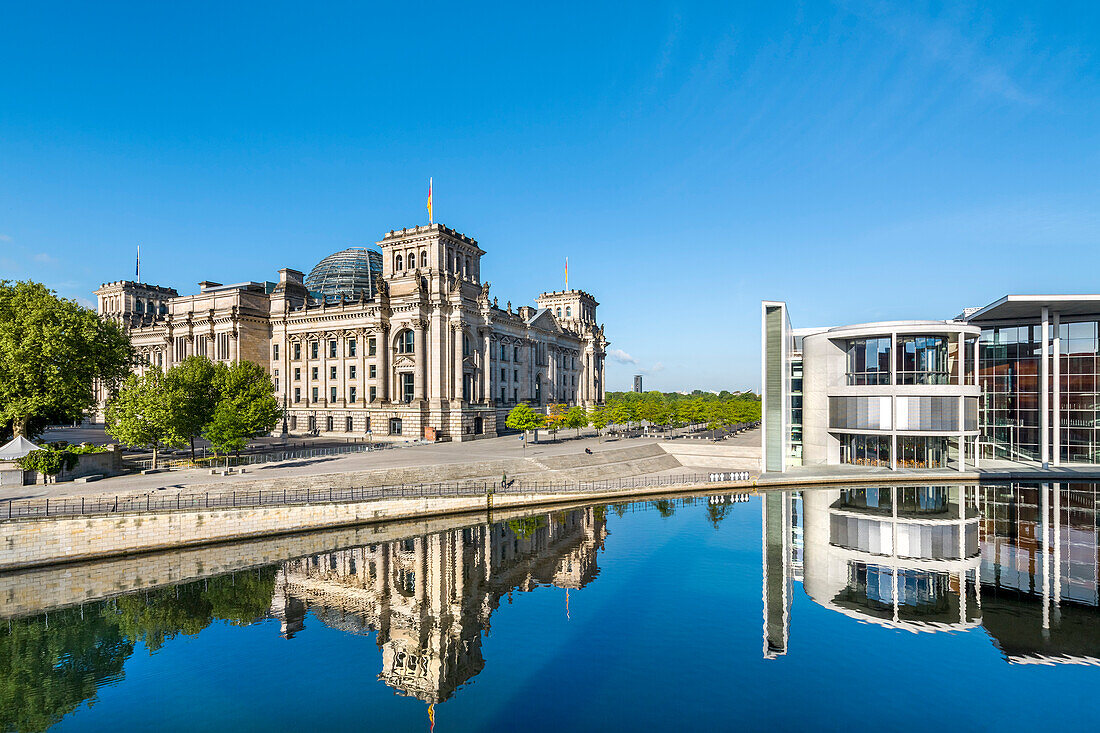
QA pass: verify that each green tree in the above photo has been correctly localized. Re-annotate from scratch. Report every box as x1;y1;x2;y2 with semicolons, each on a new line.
545;403;568;440
106;371;177;469
565;405;588;437
505;403;545;449
651;499;676;518
607;398;634;429
0;281;132;439
589;404;609;441
204;361;282;457
165;356;221;460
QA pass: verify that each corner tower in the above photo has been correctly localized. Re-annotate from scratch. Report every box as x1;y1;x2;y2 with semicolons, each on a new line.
377;224;485;285
535;289;598;325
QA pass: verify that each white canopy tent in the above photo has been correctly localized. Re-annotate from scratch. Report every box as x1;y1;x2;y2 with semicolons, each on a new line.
0;436;43;460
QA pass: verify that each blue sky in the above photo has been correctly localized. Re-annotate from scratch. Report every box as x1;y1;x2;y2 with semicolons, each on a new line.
2;2;1098;391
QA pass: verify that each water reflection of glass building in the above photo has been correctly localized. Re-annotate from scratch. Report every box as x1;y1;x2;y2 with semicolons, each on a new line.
765;483;1100;665
763;296;1100;471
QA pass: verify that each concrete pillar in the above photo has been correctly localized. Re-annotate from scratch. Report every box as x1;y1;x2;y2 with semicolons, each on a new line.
1041;307;1050;469
1053;312;1061;466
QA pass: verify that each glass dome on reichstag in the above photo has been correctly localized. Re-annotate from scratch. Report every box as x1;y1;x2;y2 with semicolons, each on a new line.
304;247;384;301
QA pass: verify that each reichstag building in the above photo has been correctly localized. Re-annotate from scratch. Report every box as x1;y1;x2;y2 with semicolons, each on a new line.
95;224;608;441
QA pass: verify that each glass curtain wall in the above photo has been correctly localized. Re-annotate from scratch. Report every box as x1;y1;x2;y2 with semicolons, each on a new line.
979;325;1040;461
895;436;949;469
1058;320;1100;463
847;338;891;385
897;336;951;385
839;433;891;467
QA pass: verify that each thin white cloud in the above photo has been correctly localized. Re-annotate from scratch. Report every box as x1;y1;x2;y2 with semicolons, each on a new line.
0;234;12;243
608;348;639;365
33;252;58;264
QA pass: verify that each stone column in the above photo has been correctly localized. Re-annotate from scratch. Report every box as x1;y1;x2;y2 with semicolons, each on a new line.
480;329;491;403
453;323;464;401
414;320;426;400
379;325;390;402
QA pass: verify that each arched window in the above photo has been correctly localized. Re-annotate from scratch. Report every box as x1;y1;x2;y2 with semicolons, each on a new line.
556;307;562;318
398;329;415;354
135;300;144;314
408;252;416;268
395;254;403;270
420;250;427;267
565;306;571;318
463;333;471;356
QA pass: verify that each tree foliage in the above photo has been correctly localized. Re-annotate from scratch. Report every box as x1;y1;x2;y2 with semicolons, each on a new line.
602;390;761;432
203;361;282;455
0;281;132;439
105;358;282;462
15;445;80;483
565;405;588;437
106;371;178;469
505;403;545;447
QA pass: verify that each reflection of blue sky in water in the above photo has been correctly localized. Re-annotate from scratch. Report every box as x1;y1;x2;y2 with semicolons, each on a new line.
15;487;1100;732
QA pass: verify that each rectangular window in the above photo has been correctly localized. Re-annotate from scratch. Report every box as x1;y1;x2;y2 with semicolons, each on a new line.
216;333;230;360
294;368;301;380
501;388;506;403
311;387;319;403
312;367;319;380
369;364;377;379
513;388;518;403
514;369;518;382
273;344;280;361
402;372;415;402
500;344;507;361
290;415;297;430
389;417;402;435
348;338;357;357
330;366;337;380
346;416;354;432
370;386;377;402
294;387;301;403
369;338;377;356
311;341;318;359
293;342;301;360
330;386;337;403
514;346;519;362
329;340;337;358
274;377;279;391
349;386;357;403
501;368;506;381
326;416;333;432
349;365;357;379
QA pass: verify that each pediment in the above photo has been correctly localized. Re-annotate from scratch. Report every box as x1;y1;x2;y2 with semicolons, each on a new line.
393;354;416;367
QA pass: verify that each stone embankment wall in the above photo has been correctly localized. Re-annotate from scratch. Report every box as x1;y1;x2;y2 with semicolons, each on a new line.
0;502;582;620
0;480;711;572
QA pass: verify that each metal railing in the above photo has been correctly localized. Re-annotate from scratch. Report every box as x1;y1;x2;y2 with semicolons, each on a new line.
127;440;431;471
2;472;753;521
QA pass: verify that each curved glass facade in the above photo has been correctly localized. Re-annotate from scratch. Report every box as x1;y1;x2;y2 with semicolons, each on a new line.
305;248;384;301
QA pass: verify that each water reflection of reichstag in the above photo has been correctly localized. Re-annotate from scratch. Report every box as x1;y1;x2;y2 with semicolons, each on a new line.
270;507;607;703
764;484;1100;665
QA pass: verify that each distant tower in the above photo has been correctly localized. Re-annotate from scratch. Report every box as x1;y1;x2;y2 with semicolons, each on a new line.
633;374;643;393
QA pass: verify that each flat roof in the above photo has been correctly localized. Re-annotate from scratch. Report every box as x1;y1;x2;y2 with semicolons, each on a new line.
964;295;1100;322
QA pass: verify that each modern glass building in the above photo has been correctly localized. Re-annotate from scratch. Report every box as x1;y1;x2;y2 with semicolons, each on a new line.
763;295;1100;472
304;247;384;301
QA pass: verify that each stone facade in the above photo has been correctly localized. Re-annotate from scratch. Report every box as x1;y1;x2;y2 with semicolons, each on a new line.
94;224;608;441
